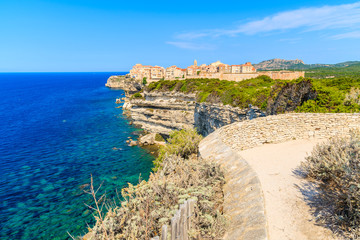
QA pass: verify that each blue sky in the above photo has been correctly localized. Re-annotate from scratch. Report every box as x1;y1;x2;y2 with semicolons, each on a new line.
0;0;360;72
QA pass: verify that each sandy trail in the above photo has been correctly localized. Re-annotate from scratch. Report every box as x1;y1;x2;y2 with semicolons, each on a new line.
239;139;338;240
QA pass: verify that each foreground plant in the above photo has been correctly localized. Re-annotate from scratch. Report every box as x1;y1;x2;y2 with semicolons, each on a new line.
301;132;360;238
84;129;225;240
153;128;203;171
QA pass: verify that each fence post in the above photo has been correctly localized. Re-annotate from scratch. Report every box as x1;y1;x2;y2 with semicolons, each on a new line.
180;203;188;240
187;199;195;231
171;213;178;240
156;199;196;240
161;225;167;240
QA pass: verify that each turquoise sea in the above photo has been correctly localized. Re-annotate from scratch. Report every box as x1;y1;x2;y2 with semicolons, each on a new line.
0;73;154;239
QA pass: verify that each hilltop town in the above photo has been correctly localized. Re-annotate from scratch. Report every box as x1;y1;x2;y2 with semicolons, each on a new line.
129;60;305;82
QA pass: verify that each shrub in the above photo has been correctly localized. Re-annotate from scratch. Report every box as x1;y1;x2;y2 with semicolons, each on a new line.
301;132;360;238
130;92;144;100
85;153;225;240
154;133;164;142
153;129;203;171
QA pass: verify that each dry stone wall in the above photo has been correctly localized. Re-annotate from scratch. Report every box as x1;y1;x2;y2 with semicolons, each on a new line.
199;112;360;240
219;113;360;151
199;131;268;240
185;71;304;81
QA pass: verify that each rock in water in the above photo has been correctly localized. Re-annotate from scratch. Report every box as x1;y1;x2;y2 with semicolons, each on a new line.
129;140;137;146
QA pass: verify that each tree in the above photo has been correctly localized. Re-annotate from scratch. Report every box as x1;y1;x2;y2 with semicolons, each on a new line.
142;77;147;85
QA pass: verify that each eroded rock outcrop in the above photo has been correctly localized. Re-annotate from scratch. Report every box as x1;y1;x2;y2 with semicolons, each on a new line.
123;91;265;136
123;92;197;135
105;75;142;93
195;103;265;136
267;80;317;115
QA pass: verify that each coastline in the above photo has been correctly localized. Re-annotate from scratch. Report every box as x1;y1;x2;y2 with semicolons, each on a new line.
0;73;156;240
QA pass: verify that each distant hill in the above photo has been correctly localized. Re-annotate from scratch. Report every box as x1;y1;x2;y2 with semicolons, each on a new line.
254;58;360;70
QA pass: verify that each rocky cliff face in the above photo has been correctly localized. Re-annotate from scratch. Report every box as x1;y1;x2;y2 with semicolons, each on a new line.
123;91;265;136
266;80;317;115
105;75;142;93
195;103;265;136
123;92;197;135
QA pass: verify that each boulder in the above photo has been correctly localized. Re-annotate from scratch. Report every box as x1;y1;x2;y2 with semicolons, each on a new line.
138;133;165;146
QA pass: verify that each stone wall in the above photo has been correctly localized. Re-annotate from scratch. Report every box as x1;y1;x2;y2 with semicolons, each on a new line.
185;71;304;81
199;130;268;240
218;113;360;151
259;71;305;80
199;112;360;240
221;73;260;81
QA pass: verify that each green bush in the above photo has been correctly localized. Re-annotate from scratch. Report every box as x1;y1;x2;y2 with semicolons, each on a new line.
153;129;203;171
301;132;360;237
154;133;165;142
142;77;147;85
130;92;144;100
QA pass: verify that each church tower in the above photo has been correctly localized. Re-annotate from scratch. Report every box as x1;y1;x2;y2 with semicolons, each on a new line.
194;59;197;66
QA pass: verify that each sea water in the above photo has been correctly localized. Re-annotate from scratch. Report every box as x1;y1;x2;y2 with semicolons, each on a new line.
0;73;154;239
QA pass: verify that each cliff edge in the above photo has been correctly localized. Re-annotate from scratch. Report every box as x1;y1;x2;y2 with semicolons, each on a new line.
105;75;143;93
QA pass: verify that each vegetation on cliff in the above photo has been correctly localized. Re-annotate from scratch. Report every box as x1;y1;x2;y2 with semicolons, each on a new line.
301;132;360;239
143;75;360;114
84;129;225;240
153;129;203;171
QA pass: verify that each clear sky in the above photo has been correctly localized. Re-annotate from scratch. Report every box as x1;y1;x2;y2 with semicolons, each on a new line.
1;0;360;72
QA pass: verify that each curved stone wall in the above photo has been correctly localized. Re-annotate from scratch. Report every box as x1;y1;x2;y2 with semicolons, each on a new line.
199;131;268;240
218;113;360;151
199;113;360;240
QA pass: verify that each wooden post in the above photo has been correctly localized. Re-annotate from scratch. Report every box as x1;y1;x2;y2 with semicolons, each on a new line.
171;214;178;240
188;199;195;231
180;203;188;240
176;211;181;237
161;225;167;240
167;199;196;240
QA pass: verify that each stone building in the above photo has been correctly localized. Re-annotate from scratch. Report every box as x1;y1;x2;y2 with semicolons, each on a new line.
129;60;302;82
129;64;165;80
165;66;186;79
231;65;242;73
241;62;256;73
218;64;231;73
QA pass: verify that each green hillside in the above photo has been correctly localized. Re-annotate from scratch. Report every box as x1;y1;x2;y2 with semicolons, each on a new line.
305;63;360;78
144;74;360;114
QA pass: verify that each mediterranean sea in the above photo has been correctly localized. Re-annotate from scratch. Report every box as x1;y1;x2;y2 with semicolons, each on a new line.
0;72;154;239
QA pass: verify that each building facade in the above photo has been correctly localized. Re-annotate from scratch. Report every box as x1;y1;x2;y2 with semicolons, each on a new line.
128;60;303;82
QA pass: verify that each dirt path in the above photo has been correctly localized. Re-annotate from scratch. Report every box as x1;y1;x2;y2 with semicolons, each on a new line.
239;139;338;240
